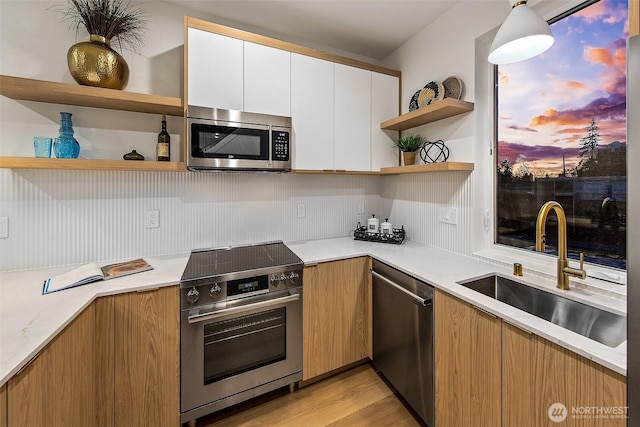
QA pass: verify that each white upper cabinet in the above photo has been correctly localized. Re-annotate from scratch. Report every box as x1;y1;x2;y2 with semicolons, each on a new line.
185;20;400;173
291;53;334;170
371;73;399;170
244;42;291;117
187;28;243;111
334;64;371;171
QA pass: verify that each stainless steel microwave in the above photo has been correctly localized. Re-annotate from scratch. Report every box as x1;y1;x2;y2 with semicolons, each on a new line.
187;106;292;172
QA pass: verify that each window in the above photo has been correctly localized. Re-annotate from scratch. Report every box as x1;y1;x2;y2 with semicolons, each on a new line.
495;0;628;270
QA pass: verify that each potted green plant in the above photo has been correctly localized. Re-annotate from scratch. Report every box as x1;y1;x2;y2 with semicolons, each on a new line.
393;134;425;166
57;0;147;90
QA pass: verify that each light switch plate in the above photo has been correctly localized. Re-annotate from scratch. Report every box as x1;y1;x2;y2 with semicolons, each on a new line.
145;211;159;229
0;217;8;238
439;207;458;225
297;203;306;218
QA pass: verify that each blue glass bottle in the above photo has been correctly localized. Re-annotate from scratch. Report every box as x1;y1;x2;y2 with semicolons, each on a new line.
53;112;80;158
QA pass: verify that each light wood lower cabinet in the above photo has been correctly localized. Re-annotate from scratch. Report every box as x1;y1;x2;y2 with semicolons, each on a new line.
436;289;627;427
7;304;98;427
5;285;179;427
502;321;626;427
435;289;502;427
303;257;371;380
113;286;180;427
0;383;6;427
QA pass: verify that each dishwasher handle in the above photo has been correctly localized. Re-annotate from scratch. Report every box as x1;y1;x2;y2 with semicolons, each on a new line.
370;269;432;307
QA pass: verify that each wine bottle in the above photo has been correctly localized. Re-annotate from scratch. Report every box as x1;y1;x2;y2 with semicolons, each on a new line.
156;115;170;161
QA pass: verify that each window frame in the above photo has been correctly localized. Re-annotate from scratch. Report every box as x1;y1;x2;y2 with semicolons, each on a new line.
475;0;629;286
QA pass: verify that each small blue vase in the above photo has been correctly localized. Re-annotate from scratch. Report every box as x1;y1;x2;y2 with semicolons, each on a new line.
53;112;80;159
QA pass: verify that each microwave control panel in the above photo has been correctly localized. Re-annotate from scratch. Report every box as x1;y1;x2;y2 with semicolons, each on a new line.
272;130;290;161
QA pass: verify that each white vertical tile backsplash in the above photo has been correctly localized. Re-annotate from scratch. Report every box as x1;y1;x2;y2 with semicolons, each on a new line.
0;170;381;272
0;168;474;272
380;171;473;255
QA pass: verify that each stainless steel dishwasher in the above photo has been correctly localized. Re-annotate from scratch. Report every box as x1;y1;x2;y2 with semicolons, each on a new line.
370;259;434;426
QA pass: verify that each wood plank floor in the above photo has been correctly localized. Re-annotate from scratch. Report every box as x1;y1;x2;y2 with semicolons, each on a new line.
197;364;422;426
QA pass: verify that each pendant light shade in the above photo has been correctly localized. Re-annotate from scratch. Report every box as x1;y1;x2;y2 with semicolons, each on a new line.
488;0;554;64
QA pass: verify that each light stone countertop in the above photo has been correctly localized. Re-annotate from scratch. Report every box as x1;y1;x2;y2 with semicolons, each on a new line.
0;237;627;387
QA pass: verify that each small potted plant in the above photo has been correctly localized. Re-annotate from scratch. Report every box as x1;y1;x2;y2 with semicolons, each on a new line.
56;0;147;90
393;134;425;166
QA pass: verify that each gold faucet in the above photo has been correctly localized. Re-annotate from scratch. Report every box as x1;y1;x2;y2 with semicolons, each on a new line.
535;201;586;290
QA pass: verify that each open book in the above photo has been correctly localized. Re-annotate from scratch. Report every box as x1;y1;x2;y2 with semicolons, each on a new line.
42;258;153;295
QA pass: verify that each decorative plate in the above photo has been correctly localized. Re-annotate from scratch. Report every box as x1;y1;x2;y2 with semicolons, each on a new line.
443;76;463;99
409;89;421;111
417;81;444;108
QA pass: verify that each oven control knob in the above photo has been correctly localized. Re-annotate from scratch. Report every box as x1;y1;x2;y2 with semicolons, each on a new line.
280;273;287;281
210;283;222;297
186;287;200;304
270;274;279;284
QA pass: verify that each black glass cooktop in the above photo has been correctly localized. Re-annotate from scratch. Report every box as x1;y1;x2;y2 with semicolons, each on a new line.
181;241;303;282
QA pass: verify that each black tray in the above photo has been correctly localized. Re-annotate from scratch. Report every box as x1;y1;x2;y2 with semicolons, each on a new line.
353;226;405;245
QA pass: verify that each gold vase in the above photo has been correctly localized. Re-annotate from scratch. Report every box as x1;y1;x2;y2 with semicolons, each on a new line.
402;151;417;166
67;35;129;90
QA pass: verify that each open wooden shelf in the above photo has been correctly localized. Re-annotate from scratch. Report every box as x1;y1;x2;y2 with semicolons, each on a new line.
0;75;184;116
0;157;186;172
379;162;474;175
380;98;474;131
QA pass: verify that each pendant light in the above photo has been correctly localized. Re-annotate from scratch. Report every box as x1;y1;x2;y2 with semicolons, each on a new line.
488;0;554;64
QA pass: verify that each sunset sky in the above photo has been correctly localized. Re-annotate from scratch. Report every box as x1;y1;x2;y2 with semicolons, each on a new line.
497;0;628;176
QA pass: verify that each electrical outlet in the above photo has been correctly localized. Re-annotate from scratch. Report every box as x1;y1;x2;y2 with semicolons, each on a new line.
439;207;458;225
145;211;159;229
357;202;365;214
0;217;8;238
297;203;306;218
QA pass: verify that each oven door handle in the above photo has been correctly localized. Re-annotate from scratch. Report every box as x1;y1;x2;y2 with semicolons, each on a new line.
187;292;300;324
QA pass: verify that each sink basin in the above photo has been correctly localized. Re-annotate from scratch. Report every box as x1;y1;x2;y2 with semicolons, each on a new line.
457;274;626;348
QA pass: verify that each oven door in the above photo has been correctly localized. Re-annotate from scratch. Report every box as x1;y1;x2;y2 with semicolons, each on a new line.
180;288;302;419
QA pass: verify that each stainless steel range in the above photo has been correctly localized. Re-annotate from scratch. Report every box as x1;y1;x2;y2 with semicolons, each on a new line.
179;241;304;426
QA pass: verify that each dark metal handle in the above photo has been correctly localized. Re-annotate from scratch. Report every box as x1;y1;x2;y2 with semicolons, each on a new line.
370;269;432;307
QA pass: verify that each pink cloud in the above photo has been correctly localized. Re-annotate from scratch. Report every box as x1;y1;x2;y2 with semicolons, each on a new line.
585;46;614;66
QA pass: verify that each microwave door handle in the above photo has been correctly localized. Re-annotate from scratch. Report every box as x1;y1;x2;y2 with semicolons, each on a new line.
187;292;300;324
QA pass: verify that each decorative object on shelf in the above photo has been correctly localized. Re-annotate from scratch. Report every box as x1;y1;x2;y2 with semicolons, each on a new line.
409;89;421;111
57;0;148;90
123;149;144;160
417;81;445;108
53;112;80;158
156;115;170;161
488;0;554;64
420;139;450;164
354;222;405;245
443;76;464;99
393;134;425;166
33;137;53;158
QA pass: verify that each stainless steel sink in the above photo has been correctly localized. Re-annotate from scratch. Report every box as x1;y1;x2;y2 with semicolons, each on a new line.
457;274;626;348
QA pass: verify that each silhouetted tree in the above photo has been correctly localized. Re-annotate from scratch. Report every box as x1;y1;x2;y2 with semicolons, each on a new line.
578;118;601;158
498;159;513;177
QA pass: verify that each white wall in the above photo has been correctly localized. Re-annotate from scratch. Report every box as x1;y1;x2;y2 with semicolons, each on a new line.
379;1;508;256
